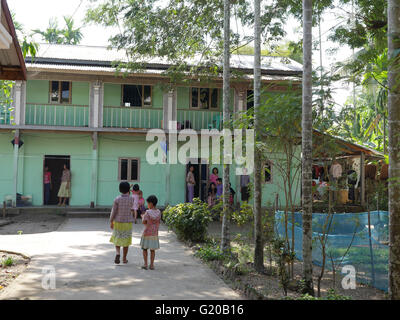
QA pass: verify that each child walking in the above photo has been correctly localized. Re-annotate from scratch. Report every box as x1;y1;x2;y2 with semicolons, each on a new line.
140;195;161;270
109;182;135;264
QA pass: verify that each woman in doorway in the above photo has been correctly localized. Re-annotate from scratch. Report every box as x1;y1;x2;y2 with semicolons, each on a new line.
186;165;196;203
58;164;71;206
43;166;52;205
210;167;219;185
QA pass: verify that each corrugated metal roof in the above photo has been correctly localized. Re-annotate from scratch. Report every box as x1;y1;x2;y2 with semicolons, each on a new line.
26;43;303;76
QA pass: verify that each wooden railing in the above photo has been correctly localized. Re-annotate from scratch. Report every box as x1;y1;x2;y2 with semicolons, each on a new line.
103;106;163;129
177;109;223;131
0;105;12;125
25;104;89;127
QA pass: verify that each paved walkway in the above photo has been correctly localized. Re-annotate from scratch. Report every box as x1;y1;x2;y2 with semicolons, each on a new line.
0;218;240;300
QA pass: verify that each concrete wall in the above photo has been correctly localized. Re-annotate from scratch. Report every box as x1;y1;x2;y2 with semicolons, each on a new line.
0;131;300;207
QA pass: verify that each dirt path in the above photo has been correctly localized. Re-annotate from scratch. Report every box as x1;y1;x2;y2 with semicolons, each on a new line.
0;218;241;300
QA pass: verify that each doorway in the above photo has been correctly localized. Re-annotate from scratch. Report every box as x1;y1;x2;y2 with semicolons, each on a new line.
43;155;70;205
186;159;209;202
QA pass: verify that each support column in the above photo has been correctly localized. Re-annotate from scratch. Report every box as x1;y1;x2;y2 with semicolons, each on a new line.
90;81;103;128
12;81;26;125
164;89;176;207
361;152;366;207
235;89;246;206
90;132;98;208
12;130;20;207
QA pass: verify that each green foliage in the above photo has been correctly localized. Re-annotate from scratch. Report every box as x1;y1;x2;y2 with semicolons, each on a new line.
1;256;14;267
194;241;226;262
287;289;351;300
231;202;253;226
32;16;83;45
85;0;295;82
163;198;212;242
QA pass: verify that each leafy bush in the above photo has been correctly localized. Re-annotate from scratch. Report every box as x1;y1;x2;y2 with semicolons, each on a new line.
195;242;226;261
163;198;212;242
1;256;14;267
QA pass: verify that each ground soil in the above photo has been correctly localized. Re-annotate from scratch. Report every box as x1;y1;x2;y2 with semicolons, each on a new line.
0;212;66;235
0;251;30;293
206;221;387;300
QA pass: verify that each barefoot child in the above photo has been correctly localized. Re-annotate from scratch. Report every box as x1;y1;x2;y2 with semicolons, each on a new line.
131;184;140;224
140;195;161;270
109;182;135;264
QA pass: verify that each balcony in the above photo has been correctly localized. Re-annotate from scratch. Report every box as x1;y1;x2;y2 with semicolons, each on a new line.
103;106;163;129
0;105;11;125
177;109;222;131
25;104;89;127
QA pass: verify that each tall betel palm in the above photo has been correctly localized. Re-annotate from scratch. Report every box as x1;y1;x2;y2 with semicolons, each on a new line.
301;0;314;295
253;0;264;272
388;0;400;300
220;0;231;253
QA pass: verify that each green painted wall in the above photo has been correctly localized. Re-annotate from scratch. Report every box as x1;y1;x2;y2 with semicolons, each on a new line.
0;133;15;203
0;131;300;207
177;87;190;109
71;82;90;105
104;83;121;107
26;80;49;104
26;80;90;106
152;85;164;108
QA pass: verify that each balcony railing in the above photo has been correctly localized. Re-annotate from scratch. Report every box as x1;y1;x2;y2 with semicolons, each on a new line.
25;104;89;127
103;106;163;129
0;105;12;125
177;109;223;131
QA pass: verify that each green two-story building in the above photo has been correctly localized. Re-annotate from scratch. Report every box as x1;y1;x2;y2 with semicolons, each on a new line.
0;43;302;208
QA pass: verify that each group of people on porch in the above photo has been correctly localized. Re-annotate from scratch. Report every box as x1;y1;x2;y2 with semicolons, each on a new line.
186;166;251;207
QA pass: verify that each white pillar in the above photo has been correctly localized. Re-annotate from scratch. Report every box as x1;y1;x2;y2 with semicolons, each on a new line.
12;81;26;126
90;81;103;128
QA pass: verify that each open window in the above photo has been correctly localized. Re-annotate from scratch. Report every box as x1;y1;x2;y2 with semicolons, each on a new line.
246;90;254;110
264;161;272;183
50;81;72;104
122;85;152;107
118;158;140;182
190;87;219;109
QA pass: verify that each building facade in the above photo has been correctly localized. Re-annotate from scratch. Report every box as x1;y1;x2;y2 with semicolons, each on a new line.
0;44;303;208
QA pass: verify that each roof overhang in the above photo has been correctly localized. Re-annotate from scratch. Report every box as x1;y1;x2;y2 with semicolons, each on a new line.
0;0;26;80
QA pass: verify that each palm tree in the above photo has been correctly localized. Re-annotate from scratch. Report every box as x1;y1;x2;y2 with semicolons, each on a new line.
388;0;400;300
32;16;82;45
253;0;264;273
220;0;231;253
301;0;314;295
62;16;83;45
32;18;63;44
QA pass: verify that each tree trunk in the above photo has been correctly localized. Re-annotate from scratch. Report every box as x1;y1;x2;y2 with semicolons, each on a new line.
388;0;400;300
301;0;314;295
253;0;264;273
220;0;231;253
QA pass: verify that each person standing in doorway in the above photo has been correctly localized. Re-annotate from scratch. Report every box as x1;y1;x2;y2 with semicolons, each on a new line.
240;168;250;202
43;166;52;205
186;165;196;203
57;164;71;206
210;167;219;185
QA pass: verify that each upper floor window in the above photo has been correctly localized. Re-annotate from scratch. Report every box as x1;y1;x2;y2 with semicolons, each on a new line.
50;81;71;104
190;87;219;109
122;85;152;107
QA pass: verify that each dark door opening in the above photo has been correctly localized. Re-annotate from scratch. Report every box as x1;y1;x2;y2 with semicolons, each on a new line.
186;160;208;202
44;155;70;205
